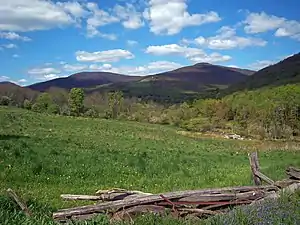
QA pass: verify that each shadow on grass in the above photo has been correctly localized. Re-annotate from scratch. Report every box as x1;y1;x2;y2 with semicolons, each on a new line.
0;134;30;141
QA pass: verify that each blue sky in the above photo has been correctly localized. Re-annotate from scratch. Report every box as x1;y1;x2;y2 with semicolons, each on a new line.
0;0;299;86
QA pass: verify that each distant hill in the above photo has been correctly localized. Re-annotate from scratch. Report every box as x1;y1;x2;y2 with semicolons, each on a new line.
224;53;300;94
140;63;253;84
0;82;39;105
27;72;141;91
88;63;253;103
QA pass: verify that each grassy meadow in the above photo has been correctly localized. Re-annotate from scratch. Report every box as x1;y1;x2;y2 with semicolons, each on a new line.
1;106;300;224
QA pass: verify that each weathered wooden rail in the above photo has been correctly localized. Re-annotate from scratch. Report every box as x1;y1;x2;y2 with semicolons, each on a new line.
6;151;300;224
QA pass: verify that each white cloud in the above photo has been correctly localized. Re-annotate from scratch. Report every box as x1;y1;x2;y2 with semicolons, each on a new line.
0;0;81;32
76;49;134;63
17;79;27;83
63;64;88;72
12;54;20;58
89;60;184;76
113;4;144;29
147;61;183;71
57;1;89;19
0;32;31;41
194;26;267;50
127;40;138;46
143;0;221;35
244;12;300;40
189;52;232;63
28;67;61;75
27;66;63;80
2;43;17;49
97;32;118;40
86;2;119;38
145;44;231;63
0;75;10;82
44;74;60;80
248;60;275;70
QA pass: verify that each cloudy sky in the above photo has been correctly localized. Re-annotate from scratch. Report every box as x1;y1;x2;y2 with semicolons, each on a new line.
0;0;299;85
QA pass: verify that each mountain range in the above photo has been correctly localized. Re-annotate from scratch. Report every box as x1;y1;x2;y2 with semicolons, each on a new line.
1;52;299;104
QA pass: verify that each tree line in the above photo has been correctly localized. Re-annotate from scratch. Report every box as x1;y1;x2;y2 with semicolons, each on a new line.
1;84;300;140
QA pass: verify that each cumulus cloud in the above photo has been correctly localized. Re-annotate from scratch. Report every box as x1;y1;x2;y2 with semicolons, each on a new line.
194;26;267;50
62;64;88;72
113;4;144;29
248;60;275;70
89;60;184;76
0;0;84;32
76;49;134;63
0;32;31;41
0;75;10;82
28;67;61;80
244;12;300;41
56;1;89;19
86;2;119;38
28;67;61;75
2;43;17;49
145;44;231;63
127;40;138;46
17;79;27;83
143;0;221;35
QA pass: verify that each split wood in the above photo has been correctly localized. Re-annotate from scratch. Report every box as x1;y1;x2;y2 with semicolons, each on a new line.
52;151;300;223
7;188;32;217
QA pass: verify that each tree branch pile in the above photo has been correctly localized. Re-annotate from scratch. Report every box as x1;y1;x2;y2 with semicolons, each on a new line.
52;153;300;224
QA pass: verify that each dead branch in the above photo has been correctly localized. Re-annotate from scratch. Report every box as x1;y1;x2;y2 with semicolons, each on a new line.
286;167;300;180
248;151;262;185
53;185;277;220
61;194;103;201
7;188;32;217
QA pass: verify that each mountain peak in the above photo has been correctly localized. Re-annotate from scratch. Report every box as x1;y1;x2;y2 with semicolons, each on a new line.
193;62;213;66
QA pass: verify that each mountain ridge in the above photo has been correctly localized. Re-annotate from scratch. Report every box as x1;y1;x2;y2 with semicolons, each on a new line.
27;63;254;93
224;52;300;95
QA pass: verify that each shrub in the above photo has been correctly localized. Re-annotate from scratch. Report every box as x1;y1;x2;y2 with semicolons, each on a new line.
0;96;11;106
68;88;84;116
23;99;32;110
84;108;98;118
47;104;60;115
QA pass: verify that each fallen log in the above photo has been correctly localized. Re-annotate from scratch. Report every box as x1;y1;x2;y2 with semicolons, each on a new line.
177;208;219;216
253;171;274;185
61;194;103;201
274;179;298;188
53;185;278;220
178;190;265;202
7;188;32;217
110;205;167;222
250;182;300;206
61;192;153;202
286;167;300;180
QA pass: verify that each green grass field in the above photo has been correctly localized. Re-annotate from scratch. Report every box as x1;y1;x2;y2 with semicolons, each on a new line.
1;107;300;224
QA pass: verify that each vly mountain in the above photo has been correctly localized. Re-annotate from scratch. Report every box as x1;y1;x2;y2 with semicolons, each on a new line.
85;63;254;103
28;63;254;91
27;72;141;92
225;53;300;94
1;62;255;104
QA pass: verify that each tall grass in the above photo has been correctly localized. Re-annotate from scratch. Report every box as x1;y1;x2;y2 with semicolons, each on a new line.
1;107;300;224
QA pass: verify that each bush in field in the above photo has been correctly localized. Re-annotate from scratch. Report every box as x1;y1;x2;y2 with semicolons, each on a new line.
106;91;124;119
23;99;32;110
0;96;11;106
47;103;60;115
60;104;71;116
84;108;99;118
68;88;84;116
31;93;53;113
